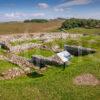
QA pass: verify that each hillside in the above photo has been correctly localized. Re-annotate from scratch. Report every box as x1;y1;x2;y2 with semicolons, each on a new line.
0;20;64;34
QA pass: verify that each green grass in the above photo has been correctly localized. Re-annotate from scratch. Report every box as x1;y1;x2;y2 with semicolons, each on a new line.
19;48;55;59
44;35;100;50
0;60;18;73
10;39;42;46
64;28;100;34
0;33;100;100
0;48;6;55
0;53;100;100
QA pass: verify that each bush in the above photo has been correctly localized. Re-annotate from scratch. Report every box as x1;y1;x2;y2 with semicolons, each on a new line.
24;19;48;23
61;18;100;29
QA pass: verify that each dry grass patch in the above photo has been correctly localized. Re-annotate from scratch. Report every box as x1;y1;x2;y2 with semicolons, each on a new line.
73;73;100;86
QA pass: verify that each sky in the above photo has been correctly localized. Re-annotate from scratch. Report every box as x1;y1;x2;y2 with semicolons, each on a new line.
0;0;100;22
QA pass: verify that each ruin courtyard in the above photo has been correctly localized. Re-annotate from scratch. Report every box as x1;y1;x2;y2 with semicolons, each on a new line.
0;31;100;100
0;32;98;80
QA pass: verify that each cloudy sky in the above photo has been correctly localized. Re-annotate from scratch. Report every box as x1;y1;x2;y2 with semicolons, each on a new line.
0;0;100;22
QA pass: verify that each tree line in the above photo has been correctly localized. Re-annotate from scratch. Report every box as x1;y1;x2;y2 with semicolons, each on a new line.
61;18;100;29
24;19;48;23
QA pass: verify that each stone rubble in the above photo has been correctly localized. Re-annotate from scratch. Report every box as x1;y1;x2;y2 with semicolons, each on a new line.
64;45;96;56
0;55;6;60
0;32;83;80
73;74;100;86
0;53;40;80
10;43;41;53
30;55;64;67
0;33;82;43
4;53;39;73
0;68;25;80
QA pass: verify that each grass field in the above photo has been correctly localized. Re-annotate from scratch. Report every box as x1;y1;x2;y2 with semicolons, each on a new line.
0;20;63;34
10;39;42;46
44;35;100;50
0;24;100;100
65;28;100;34
0;60;18;73
19;48;55;59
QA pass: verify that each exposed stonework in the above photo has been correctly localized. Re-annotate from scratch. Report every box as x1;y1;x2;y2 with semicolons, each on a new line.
0;32;84;80
3;53;39;73
0;53;41;80
10;43;41;53
0;33;82;43
0;41;11;50
73;74;100;86
30;55;65;67
37;33;82;43
39;45;62;53
51;45;63;53
0;33;82;53
0;55;6;60
0;68;25;80
64;45;96;56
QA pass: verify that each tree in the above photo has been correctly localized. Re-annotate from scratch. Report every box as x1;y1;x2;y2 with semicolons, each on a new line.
61;18;100;29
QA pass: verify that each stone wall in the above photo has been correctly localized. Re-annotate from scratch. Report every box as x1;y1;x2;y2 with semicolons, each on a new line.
4;53;39;73
0;33;82;43
0;42;11;50
0;53;40;80
30;55;65;67
64;45;96;56
0;68;25;80
10;43;41;53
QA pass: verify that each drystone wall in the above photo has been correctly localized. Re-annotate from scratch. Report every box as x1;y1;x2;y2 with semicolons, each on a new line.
0;32;83;80
64;45;96;56
30;55;64;67
0;33;82;43
10;43;41;53
4;53;39;73
0;68;25;80
35;33;82;43
0;53;40;80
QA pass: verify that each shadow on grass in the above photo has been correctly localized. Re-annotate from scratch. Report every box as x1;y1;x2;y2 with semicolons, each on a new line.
51;64;69;71
27;72;44;78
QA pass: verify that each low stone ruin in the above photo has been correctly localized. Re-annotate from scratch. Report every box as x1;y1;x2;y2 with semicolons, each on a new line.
0;33;96;80
30;55;65;67
0;53;41;80
0;33;82;43
73;73;100;86
0;68;25;80
0;42;11;50
10;43;41;53
64;45;96;56
4;53;39;73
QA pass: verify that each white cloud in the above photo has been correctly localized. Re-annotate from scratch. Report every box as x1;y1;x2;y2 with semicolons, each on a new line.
31;13;45;17
38;3;49;9
4;12;45;18
54;8;64;12
4;12;26;18
0;12;45;20
56;0;92;8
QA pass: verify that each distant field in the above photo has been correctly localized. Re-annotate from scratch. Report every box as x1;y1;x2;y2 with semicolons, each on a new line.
0;20;64;34
0;20;100;35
